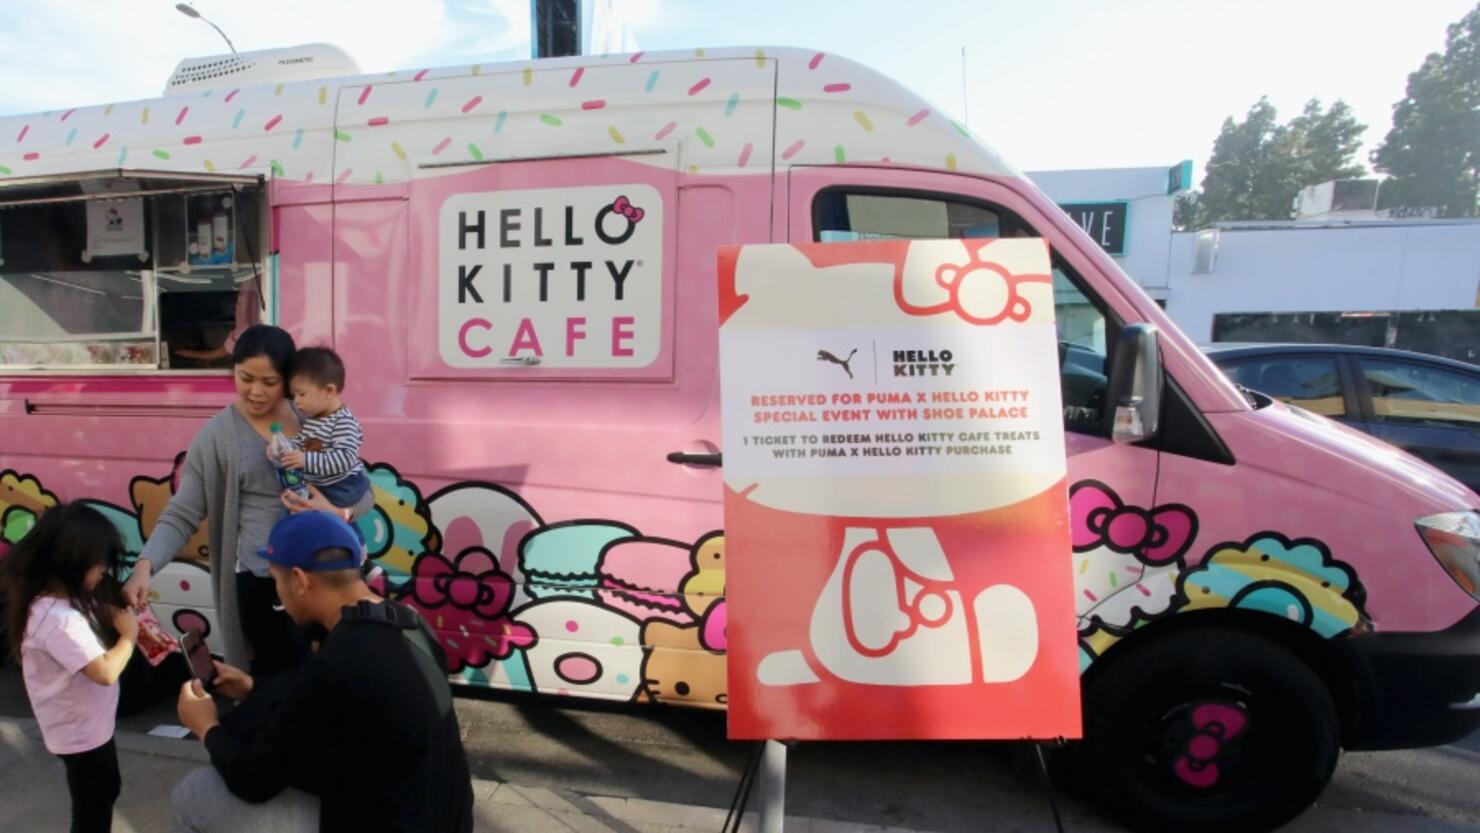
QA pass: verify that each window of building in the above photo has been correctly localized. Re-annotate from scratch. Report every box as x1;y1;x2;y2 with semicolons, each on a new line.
0;172;267;372
1220;356;1345;417
1360;359;1480;428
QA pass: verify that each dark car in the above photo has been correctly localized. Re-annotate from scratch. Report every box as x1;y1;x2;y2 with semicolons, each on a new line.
1205;343;1480;495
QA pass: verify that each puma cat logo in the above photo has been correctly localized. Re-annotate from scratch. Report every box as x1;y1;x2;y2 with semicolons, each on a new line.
817;348;858;379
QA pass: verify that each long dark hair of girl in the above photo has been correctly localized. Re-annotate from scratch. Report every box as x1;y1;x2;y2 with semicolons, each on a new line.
0;503;124;663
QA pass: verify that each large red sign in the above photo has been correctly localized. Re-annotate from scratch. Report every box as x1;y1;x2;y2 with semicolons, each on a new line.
720;240;1081;740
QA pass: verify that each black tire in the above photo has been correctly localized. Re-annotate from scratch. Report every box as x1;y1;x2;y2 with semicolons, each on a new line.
1081;628;1339;833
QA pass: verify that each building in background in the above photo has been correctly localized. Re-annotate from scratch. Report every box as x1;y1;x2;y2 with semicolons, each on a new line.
1029;167;1480;363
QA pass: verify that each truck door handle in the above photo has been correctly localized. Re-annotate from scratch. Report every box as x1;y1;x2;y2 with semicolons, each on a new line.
501;357;541;366
666;451;722;467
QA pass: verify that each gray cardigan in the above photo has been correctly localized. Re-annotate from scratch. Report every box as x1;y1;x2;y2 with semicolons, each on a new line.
139;405;372;668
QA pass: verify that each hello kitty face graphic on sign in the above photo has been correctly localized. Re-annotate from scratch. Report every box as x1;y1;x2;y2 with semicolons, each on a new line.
896;242;1053;326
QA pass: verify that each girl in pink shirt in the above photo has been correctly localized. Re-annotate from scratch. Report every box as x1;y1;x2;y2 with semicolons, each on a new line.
1;503;139;833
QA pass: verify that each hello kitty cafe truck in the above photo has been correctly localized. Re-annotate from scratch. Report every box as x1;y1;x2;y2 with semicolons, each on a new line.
0;43;1477;831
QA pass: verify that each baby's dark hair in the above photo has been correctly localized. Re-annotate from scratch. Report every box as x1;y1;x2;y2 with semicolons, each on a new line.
289;346;347;391
0;503;124;663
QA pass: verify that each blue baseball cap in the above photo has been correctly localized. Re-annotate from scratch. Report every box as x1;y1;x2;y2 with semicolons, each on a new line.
258;512;363;572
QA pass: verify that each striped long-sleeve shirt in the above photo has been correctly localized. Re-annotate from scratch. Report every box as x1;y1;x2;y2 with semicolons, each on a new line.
296;406;366;486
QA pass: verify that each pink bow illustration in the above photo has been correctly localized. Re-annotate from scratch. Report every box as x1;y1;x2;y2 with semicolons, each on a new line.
1069;481;1197;566
1174;703;1249;788
611;195;644;224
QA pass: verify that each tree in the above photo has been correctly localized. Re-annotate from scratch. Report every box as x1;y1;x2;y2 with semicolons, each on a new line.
1188;97;1367;227
1372;4;1480;218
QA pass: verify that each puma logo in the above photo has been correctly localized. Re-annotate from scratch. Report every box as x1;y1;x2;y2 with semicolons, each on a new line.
817;348;858;379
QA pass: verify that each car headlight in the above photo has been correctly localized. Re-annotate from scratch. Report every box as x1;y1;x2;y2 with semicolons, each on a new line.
1417;511;1480;600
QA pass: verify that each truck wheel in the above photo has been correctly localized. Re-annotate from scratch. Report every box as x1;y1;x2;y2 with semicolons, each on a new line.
1082;628;1339;833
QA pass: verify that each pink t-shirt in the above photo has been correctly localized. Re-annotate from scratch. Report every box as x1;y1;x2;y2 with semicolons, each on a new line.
20;597;119;755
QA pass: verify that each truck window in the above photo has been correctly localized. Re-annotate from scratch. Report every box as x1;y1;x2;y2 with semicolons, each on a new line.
1221;356;1346;417
0;174;266;372
813;188;1111;435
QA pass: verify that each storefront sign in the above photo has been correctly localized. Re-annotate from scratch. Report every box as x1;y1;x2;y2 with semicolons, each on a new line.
1058;201;1127;256
719;239;1081;741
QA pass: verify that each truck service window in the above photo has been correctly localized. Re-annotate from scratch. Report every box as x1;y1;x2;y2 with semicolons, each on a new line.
0;173;267;372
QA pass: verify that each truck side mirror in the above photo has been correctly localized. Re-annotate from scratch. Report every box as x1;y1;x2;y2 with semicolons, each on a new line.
1106;323;1162;444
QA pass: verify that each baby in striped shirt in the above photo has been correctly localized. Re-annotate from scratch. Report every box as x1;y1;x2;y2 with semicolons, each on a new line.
279;346;371;509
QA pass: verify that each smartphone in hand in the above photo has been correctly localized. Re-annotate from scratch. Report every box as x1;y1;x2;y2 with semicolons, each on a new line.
179;628;216;688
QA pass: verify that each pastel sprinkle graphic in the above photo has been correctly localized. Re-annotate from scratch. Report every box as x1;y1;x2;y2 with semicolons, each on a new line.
522;67;533;86
203;159;215;172
60;108;75;121
176;106;189;125
539;113;562;127
358;86;373;105
390;142;407;160
688;77;712;96
689;164;699;174
644;70;660;92
608;126;625;144
92;133;109;149
755;49;767;68
336;168;354;184
292;127;304;149
432;137;452;155
1078;559;1090;574
1109;572;1119;588
1136;584;1153;597
65;128;77;146
374;172;384;184
695;47;706;57
462;95;482;113
495;111;507;133
117;147;128;165
414;69;430;82
907;108;930;127
152;149;170;160
225;89;240;103
581;99;606;110
725;93;740;117
654;121;677;140
304;171;314;183
809;52;825;70
467;143;484;160
782;139;805;159
777;97;802;110
270;160;284;176
737;142;753;167
629;52;644;63
264;115;283;131
823;83;851;93
15;125;27;142
183;135;202;145
368;116;390;127
424;89;438;109
141;107;149;125
232;109;245;128
834;145;845;163
0;165;10;175
951;121;970;137
334;130;351;142
22;152;39;161
104;105;113;116
274;83;284;96
945;153;958;171
569;67;584;87
318;86;328;106
1084;589;1099;602
854;110;874;131
695;127;715;148
239;154;256;169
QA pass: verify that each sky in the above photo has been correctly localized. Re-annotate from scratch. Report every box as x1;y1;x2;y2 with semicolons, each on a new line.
0;0;1472;185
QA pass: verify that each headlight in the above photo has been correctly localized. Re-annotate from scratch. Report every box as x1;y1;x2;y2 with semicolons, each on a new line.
1417;511;1480;600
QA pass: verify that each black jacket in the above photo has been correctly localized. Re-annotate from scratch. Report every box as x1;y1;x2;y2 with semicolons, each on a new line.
205;600;474;833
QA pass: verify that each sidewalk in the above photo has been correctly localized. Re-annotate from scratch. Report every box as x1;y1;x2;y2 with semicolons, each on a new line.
0;715;926;833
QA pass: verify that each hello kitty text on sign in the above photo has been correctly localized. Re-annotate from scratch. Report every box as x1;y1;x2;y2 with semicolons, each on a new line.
717;239;1082;741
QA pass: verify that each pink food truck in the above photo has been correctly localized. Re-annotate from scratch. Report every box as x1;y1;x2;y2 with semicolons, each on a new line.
0;44;1476;831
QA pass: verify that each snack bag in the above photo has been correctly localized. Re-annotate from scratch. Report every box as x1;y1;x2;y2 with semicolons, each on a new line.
136;607;180;666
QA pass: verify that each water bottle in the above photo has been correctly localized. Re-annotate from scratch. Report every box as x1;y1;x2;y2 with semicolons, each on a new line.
268;422;310;498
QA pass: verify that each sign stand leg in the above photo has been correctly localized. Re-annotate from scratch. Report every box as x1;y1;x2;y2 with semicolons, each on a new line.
758;739;788;833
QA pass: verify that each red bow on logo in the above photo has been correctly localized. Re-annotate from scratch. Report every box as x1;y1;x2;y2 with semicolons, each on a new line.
1069;482;1197;566
1174;703;1249;789
611;195;645;224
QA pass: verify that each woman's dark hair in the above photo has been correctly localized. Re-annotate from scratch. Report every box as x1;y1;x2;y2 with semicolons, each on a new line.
231;324;296;378
0;503;124;663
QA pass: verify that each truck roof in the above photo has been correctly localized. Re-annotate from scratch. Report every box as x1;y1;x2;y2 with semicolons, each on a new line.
0;46;1017;189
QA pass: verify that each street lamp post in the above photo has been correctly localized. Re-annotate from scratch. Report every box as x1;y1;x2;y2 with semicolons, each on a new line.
174;3;236;53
